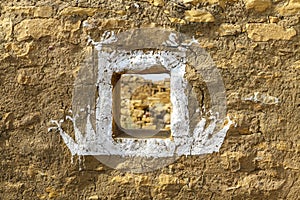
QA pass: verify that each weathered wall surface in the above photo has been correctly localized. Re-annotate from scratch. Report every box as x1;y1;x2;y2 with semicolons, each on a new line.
0;0;299;199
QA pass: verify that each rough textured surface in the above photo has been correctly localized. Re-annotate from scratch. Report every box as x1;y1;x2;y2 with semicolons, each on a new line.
119;75;171;130
277;0;300;15
184;9;215;22
244;0;272;12
14;18;61;41
0;0;299;199
246;23;297;41
218;23;242;36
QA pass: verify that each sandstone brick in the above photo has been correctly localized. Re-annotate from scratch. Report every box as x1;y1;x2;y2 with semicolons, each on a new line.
0;18;13;41
269;16;279;23
14;18;60;41
276;0;300;15
244;0;272;12
238;173;286;191
218;23;241;36
6;42;32;57
184;9;215;23
168;17;186;24
64;20;81;32
4;6;53;18
59;7;102;16
115;10;126;15
153;0;165;6
34;6;53;18
3;6;34;15
246;23;296;41
111;174;151;186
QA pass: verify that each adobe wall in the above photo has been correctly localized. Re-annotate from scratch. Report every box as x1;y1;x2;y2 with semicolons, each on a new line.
0;0;299;199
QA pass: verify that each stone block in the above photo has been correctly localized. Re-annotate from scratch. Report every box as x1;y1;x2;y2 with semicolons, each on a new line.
245;0;272;12
153;0;165;6
246;23;296;41
184;9;215;23
14;19;60;41
0;18;13;41
276;0;300;15
59;7;101;16
34;6;53;18
218;23;241;36
3;6;34;15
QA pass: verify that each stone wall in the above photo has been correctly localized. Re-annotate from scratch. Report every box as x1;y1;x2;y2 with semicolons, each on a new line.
0;0;299;199
119;75;171;131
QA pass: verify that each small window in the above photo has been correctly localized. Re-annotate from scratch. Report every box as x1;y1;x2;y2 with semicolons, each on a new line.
112;72;171;139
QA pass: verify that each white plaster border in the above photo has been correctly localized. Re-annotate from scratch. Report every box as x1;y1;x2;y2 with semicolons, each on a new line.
95;49;189;157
